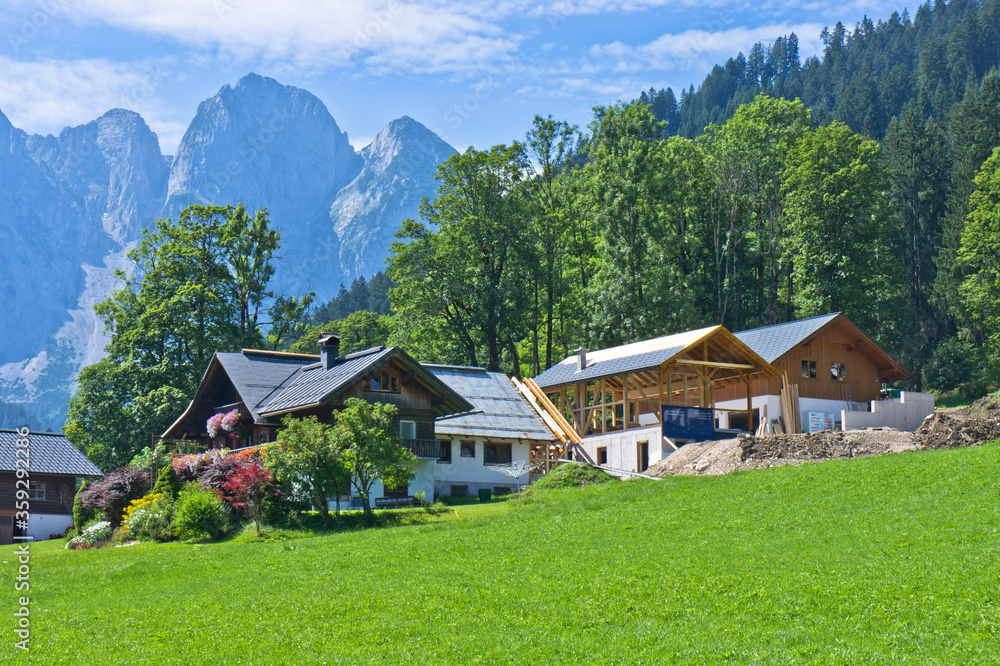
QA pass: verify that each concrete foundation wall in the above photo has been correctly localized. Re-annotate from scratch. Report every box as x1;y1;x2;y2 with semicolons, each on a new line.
579;426;663;471
841;391;935;432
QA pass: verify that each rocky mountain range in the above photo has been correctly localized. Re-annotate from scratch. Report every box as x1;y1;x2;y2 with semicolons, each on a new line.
0;73;456;430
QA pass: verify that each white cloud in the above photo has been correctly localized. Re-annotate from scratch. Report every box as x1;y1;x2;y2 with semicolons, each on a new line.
0;57;186;152
48;0;519;75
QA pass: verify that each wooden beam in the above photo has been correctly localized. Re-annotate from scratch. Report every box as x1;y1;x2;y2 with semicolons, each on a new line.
657;365;664;425
677;359;757;369
600;377;606;434
622;374;630;431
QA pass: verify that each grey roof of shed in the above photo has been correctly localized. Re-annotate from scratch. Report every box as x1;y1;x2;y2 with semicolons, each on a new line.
733;313;841;363
426;365;554;441
0;430;102;477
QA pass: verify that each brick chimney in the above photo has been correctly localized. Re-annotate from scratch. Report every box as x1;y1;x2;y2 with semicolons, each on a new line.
319;333;341;370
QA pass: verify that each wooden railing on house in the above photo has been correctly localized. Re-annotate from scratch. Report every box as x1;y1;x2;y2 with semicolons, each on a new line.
402;439;439;458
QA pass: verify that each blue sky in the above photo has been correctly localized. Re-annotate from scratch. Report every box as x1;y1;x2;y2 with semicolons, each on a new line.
0;0;903;154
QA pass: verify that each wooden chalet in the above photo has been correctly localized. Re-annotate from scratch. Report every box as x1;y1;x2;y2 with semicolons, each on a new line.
162;335;474;459
719;312;911;405
0;430;102;544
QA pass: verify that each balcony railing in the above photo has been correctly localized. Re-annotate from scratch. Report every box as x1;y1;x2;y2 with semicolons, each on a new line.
402;438;439;458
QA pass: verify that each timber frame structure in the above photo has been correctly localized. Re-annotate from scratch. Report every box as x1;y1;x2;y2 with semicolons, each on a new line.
532;326;781;440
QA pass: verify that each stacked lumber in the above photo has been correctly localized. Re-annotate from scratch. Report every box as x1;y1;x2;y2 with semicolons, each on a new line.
780;374;802;434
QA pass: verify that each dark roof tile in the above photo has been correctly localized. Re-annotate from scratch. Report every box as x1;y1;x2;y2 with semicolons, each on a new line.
0;430;102;476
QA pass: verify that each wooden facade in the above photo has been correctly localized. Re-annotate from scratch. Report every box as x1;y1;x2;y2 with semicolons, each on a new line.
714;316;909;405
162;348;469;453
0;472;77;545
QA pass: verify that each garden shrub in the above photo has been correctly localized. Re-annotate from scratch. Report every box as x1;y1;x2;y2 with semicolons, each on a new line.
152;464;182;500
198;454;242;491
121;492;176;542
72;480;93;533
172;449;227;482
80;466;151;528
65;520;113;549
260;479;305;528
174;484;230;541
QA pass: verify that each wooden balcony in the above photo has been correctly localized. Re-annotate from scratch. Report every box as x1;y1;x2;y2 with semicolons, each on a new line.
402;439;439;458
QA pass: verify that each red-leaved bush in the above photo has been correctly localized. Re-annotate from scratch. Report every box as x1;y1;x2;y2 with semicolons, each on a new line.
220;460;272;535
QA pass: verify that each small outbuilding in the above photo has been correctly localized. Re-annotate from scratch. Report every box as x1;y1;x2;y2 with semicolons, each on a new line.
0;429;103;544
425;365;557;498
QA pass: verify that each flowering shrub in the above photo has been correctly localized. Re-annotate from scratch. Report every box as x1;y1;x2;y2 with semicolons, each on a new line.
198;454;242;492
172;449;227;481
220;408;241;431
65;521;113;549
230;444;271;464
121;492;176;542
79;466;151;528
207;413;224;438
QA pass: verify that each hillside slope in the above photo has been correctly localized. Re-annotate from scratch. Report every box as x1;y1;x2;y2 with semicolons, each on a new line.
4;443;998;663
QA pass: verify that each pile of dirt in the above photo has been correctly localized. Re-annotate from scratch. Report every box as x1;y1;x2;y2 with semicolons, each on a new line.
913;409;1000;450
645;403;1000;478
645;427;919;478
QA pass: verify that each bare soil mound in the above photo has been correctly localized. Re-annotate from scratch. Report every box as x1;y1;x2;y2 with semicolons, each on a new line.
913;409;1000;450
646;404;1000;478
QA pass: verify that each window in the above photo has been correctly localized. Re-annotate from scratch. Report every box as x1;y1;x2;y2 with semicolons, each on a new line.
28;481;45;499
450;485;469;497
398;420;417;440
460;441;475;458
483;443;512;465
367;369;400;392
438;440;452;464
384;481;408;498
801;359;817;379
597;447;608;465
831;362;846;381
493;487;512;497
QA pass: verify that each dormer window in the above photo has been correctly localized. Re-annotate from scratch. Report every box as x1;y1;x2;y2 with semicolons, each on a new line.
367;368;400;393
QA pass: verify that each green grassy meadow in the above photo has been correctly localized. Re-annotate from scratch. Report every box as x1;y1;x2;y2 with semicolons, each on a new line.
2;444;999;664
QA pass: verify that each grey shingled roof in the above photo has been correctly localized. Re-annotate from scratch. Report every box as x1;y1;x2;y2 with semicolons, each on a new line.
257;347;396;416
0;430;103;476
533;326;719;389
733;313;841;363
426;366;554;441
215;351;310;421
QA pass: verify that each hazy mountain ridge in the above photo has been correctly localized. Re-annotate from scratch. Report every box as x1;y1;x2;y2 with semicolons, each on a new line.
0;73;456;429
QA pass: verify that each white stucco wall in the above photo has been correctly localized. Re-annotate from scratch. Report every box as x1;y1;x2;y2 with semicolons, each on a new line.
433;437;531;497
338;458;436;509
580;426;663;471
841;391;935;432
717;391;934;433
26;513;74;541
